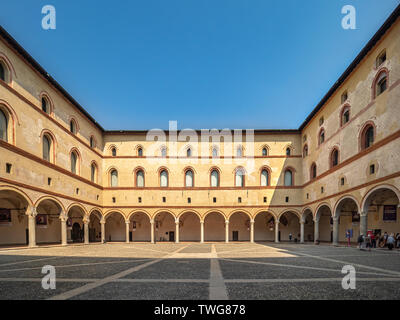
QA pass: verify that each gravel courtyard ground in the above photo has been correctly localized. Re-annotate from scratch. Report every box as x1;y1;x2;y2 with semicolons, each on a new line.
0;242;399;300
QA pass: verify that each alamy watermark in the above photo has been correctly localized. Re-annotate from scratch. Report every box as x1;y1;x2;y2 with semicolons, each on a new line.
41;265;56;290
41;5;56;30
342;5;356;30
341;265;356;289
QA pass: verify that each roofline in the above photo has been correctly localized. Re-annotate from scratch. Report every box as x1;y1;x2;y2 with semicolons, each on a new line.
104;129;300;135
298;3;400;131
0;25;105;132
0;4;399;134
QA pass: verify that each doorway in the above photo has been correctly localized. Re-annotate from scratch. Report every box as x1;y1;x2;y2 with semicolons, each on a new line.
72;223;82;242
232;231;239;241
169;231;175;242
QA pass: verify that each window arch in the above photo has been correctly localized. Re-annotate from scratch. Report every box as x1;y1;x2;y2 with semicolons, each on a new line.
235;167;245;187
184;169;194;187
262;147;268;156
186;147;192;157
0;59;10;83
330;148;339;168
136;169;145;187
160;169;168;187
310;163;317;180
0;109;8;142
360;122;375;150
286;147;291;156
284;168;294;186
161;146;167;158
91;162;98;183
70;150;79;174
110;169;118;187
372;69;388;100
0;63;4;82
111;147;117;157
340;105;350;126
210;168;220;187
90;136;96;149
318;128;325;146
260;167;270;186
303;144;308;158
137;147;143;157
236;145;243;157
212;146;218;158
42;135;52;162
69;118;77;134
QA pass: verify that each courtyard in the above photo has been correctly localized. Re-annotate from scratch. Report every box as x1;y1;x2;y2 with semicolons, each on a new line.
0;242;399;300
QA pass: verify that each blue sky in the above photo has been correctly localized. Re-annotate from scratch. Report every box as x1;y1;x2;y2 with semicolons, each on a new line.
0;0;398;130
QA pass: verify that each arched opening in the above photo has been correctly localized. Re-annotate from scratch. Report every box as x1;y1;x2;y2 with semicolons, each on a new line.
204;212;225;242
330;148;339;168
260;168;269;186
129;212;151;242
262;147;268;156
362;187;400;245
315;205;332;243
0;62;4;82
318;128;325;145
360;123;375;150
154;211;176;242
310;163;317;180
89;211;102;242
212;147;218;158
0;189;30;246
111;147;117;157
160;169;168;187
36;199;63;245
69;119;77;134
42;135;52;162
334;198;359;244
179;212;200;241
70;151;78;174
136;169;145;187
91;162;97;183
286;147;291;156
235;167;245;187
254;211;275;242
105;212;126;242
110;169;118;187
303;144;308;157
185;169;194;187
302;209;314;242
229;212;250;241
0;108;8;142
284;169;293;186
210;169;220;187
278;211;300;242
67;206;86;243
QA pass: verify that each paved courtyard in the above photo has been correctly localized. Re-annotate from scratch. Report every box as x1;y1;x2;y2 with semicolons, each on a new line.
0;242;399;300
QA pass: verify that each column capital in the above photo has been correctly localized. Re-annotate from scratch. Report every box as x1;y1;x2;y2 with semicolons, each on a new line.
225;220;229;224
59;211;67;222
150;219;155;224
360;211;368;217
100;218;106;224
125;220;130;225
250;219;255;224
83;217;90;224
175;218;180;224
332;216;339;221
28;206;38;217
300;219;305;224
200;220;204;224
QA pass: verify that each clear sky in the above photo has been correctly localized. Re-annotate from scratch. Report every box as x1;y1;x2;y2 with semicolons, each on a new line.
0;0;398;130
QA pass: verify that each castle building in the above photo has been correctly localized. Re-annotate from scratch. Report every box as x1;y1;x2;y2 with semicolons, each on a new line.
0;6;399;247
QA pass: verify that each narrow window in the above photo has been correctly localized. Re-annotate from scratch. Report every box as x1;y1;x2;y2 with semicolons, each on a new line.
110;170;118;187
263;196;267;203
364;126;374;149
187;197;191;204
342;109;350;125
111;147;117;157
112;197;116;203
261;169;269;186
340;177;345;186
285;196;289;203
331;149;339;167
42;98;48;114
341;91;348;104
6;163;12;173
262;148;268;156
48;177;52;185
42;135;51;162
0;109;8;142
286;147;291;156
138;148;143;157
376;73;387;96
319;129;325;145
185;170;194;187
319;117;324;126
311;163;317;179
162;197;166;203
0;63;4;81
211;169;219;187
370;164;375;174
212;147;218;158
187;148;192;157
70;120;76;134
138;197;142;203
213;197;217;203
321;187;324;193
284;170;293;186
376;50;386;68
236;146;242;157
160;170;168;187
235;168;244;187
90;137;95;148
303;145;308;157
91;163;96;183
161;147;167;158
71;152;77;174
136;170;144;187
238;197;242;203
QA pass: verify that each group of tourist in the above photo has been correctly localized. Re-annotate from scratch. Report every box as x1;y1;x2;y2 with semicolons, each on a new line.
354;231;400;251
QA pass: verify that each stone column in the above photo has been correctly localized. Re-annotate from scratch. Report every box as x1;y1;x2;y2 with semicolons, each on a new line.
314;217;319;244
28;207;37;247
60;212;67;246
125;221;130;243
84;218;89;245
100;219;105;243
225;220;229;243
175;219;180;243
360;212;368;237
150;220;155;244
300;220;305;244
275;220;280;243
200;221;204;243
250;220;254;243
332;216;339;246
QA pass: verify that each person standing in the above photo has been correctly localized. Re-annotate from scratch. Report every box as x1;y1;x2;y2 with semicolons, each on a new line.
365;233;372;252
346;230;351;247
371;232;376;248
387;233;395;250
289;233;292;242
357;233;364;250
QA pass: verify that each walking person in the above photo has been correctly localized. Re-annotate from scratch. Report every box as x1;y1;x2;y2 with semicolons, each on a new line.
365;233;372;252
289;233;292;242
357;233;364;250
387;233;395;250
383;232;388;247
371;232;376;248
346;230;351;247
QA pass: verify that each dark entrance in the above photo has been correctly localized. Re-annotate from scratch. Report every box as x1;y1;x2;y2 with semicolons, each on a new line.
169;231;175;242
232;231;239;241
25;229;29;245
72;222;82;242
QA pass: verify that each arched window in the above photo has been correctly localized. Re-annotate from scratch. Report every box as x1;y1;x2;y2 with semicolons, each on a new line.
160;170;168;187
331;149;339;167
310;163;317;180
136;170;144;187
261;169;269;186
42;135;51;161
187;148;192;157
0;109;8;142
110;169;118;187
286;147;291;156
138;147;143;157
71;151;78;174
341;106;350;126
284;169;293;186
161;147;167;158
70;119;77;134
210;169;219;187
0;63;4;82
262;147;268;156
41;98;48;114
235;168;244;187
318;129;325;145
303;145;308;157
91;163;97;183
376;50;386;68
90;136;95;148
185;169;194;187
111;147;117;157
375;72;387;97
362;125;374;149
212;147;218;158
236;146;243;157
